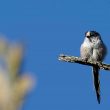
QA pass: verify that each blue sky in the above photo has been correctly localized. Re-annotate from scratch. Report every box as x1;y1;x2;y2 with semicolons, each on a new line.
0;0;110;110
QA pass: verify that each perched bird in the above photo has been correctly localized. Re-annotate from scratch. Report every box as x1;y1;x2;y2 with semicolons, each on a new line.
80;31;107;104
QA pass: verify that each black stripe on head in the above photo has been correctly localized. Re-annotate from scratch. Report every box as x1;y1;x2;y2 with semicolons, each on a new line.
90;31;100;37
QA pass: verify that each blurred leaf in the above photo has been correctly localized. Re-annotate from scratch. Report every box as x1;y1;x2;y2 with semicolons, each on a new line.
0;37;35;110
6;43;24;79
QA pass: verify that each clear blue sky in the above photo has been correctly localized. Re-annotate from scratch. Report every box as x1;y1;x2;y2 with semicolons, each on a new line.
0;0;110;110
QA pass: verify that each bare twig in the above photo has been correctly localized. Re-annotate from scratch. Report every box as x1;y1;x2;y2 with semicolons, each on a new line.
58;54;110;70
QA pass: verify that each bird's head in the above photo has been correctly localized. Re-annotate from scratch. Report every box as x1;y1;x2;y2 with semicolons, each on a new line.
85;31;100;38
85;31;101;42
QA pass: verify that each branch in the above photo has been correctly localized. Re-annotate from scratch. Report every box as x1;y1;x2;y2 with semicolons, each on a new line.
58;54;110;70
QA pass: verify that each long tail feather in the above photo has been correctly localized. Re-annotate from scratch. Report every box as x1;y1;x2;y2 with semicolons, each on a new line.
92;66;100;104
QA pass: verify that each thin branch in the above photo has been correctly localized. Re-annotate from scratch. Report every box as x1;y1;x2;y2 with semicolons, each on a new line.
58;54;110;70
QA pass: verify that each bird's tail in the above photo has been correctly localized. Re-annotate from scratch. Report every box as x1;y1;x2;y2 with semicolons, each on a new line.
92;66;100;104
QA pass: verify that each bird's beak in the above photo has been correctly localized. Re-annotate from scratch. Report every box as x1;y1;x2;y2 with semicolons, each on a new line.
86;35;90;38
86;31;91;38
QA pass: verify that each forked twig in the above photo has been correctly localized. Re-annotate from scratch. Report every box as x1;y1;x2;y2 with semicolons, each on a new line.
58;54;110;70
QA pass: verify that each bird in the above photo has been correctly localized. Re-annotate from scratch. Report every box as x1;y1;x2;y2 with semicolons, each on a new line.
80;31;107;104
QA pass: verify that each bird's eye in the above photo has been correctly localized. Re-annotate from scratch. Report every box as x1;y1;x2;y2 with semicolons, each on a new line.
90;33;94;37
